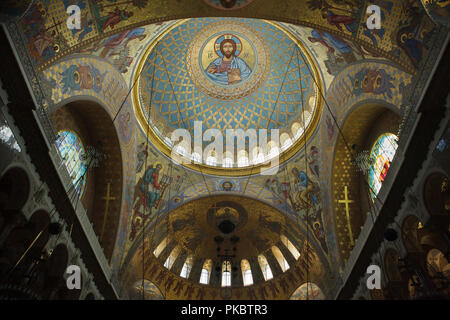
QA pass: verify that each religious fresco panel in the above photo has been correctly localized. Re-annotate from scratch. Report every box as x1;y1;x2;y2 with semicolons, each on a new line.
15;0;436;74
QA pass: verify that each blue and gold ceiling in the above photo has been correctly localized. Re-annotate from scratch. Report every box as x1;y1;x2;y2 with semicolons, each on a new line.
133;18;322;169
19;0;432;74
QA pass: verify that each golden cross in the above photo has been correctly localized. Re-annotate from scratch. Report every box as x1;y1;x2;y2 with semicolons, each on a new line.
338;186;355;246
100;182;116;241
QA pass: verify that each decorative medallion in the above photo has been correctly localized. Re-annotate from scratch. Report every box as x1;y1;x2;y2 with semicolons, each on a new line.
186;20;270;100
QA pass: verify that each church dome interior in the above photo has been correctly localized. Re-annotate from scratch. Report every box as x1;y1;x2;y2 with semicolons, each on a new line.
0;0;449;303
134;18;322;174
125;195;326;293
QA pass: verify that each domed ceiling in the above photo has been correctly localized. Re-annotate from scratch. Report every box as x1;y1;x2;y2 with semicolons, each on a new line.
124;195;329;291
133;18;323;174
166;195;300;260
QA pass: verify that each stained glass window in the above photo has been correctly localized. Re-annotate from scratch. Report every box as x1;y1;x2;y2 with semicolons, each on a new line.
221;261;231;287
56;130;87;197
368;133;398;200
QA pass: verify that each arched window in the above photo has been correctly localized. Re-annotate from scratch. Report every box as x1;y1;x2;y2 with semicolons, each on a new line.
368;133;398;200
282;138;293;150
252;147;265;164
237;156;249;167
163;245;181;270
280;235;300;260
291;122;304;140
222;157;233;168
56;130;87;196
258;254;273;281
280;133;293;151
199;259;212;285
237;150;249;167
180;254;194;279
302;110;312;126
153;236;170;258
268;146;279;160
164;136;173;147
221;260;232;287
241;259;253;286
222;151;234;168
191;152;202;163
271;246;290;272
206;156;217;166
175;145;186;156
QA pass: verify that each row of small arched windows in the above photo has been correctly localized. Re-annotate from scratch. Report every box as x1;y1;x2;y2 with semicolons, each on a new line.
169;120;315;168
153;235;300;287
